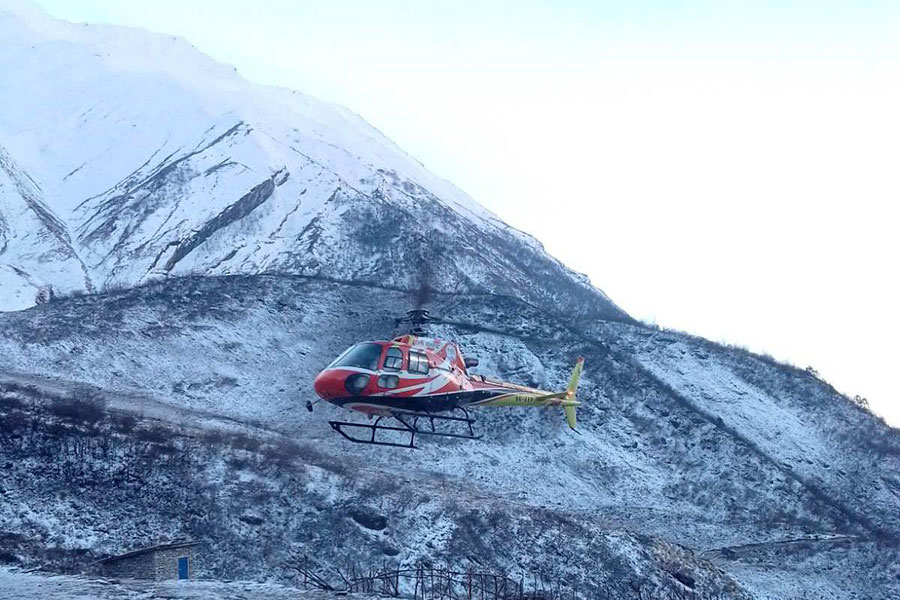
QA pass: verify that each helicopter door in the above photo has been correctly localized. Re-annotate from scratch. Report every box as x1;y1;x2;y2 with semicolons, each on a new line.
408;351;430;375
383;346;404;371
376;346;404;390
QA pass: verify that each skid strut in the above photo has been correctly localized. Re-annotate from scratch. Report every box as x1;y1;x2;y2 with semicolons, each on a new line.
328;407;480;449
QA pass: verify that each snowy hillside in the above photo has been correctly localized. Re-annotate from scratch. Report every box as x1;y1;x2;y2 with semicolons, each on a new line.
0;282;754;600
1;275;898;599
0;568;358;600
2;2;899;599
0;0;626;321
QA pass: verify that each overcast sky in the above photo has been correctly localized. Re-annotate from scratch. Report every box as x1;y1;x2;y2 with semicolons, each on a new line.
32;0;900;426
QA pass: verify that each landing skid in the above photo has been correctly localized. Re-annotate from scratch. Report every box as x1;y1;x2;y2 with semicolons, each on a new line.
328;408;481;449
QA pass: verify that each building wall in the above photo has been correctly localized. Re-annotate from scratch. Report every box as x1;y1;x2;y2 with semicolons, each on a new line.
153;546;196;580
100;553;155;580
100;546;197;581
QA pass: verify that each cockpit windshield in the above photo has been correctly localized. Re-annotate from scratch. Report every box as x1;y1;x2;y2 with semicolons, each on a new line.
330;343;383;371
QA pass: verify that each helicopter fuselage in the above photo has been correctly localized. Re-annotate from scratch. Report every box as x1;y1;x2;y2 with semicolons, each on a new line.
313;335;546;415
312;331;584;448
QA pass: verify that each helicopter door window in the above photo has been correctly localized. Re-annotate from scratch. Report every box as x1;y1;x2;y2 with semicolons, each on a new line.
408;351;430;375
383;347;403;371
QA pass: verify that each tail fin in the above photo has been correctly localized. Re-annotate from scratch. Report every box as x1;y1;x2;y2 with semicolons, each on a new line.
563;357;584;431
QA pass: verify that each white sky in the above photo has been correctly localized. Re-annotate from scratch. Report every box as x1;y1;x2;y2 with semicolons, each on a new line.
31;0;900;426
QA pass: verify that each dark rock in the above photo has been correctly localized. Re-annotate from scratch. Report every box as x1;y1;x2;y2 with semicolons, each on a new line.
672;571;695;589
348;508;388;531
239;514;265;526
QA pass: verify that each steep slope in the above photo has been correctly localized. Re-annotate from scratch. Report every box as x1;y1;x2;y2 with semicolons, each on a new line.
0;275;897;599
0;379;750;600
0;1;626;322
616;327;900;537
0;144;92;310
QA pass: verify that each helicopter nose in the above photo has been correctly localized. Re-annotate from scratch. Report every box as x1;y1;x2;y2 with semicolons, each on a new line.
315;369;373;399
313;370;343;400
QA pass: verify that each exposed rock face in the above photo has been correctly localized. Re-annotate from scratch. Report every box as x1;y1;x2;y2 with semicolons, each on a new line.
0;144;93;310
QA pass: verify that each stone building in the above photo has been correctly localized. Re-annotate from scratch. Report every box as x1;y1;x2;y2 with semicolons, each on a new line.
98;540;198;581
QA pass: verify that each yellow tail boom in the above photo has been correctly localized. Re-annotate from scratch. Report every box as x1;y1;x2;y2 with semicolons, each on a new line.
474;357;585;431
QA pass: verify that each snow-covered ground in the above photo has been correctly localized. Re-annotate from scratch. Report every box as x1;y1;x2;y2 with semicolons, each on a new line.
0;366;750;600
0;568;369;600
0;276;897;599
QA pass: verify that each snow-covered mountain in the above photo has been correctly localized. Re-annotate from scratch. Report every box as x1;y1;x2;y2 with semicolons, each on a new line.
3;2;899;600
0;0;626;321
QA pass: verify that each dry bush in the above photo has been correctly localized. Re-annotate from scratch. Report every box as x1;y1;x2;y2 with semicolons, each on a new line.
47;397;106;425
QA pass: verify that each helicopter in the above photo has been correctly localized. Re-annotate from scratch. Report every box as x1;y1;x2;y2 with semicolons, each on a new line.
311;308;584;448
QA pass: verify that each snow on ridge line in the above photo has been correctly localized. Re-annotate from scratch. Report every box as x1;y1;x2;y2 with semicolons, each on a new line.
0;0;626;320
0;1;500;229
0;0;486;215
0;0;235;83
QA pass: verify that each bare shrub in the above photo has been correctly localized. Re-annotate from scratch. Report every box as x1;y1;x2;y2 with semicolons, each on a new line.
135;425;171;444
228;432;263;452
226;456;252;471
201;429;227;446
0;410;28;436
0;395;25;411
48;398;105;425
111;413;137;434
260;439;304;467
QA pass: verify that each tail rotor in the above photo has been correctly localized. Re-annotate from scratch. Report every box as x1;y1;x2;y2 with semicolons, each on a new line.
562;357;584;431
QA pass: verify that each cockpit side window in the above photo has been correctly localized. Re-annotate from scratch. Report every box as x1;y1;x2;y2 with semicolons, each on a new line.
408;350;430;375
331;343;383;371
383;346;403;371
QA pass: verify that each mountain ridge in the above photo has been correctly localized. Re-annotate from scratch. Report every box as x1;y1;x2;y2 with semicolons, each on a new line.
2;3;899;598
0;0;626;321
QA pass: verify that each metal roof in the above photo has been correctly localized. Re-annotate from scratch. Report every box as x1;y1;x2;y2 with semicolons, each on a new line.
98;540;198;564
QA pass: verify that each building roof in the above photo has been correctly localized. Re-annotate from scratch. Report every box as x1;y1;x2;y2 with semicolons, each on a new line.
98;540;198;564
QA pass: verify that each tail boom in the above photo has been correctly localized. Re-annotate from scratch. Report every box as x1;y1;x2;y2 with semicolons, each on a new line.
473;357;585;431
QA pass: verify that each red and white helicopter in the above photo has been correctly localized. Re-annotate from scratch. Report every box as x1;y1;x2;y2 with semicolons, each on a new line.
311;309;584;448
